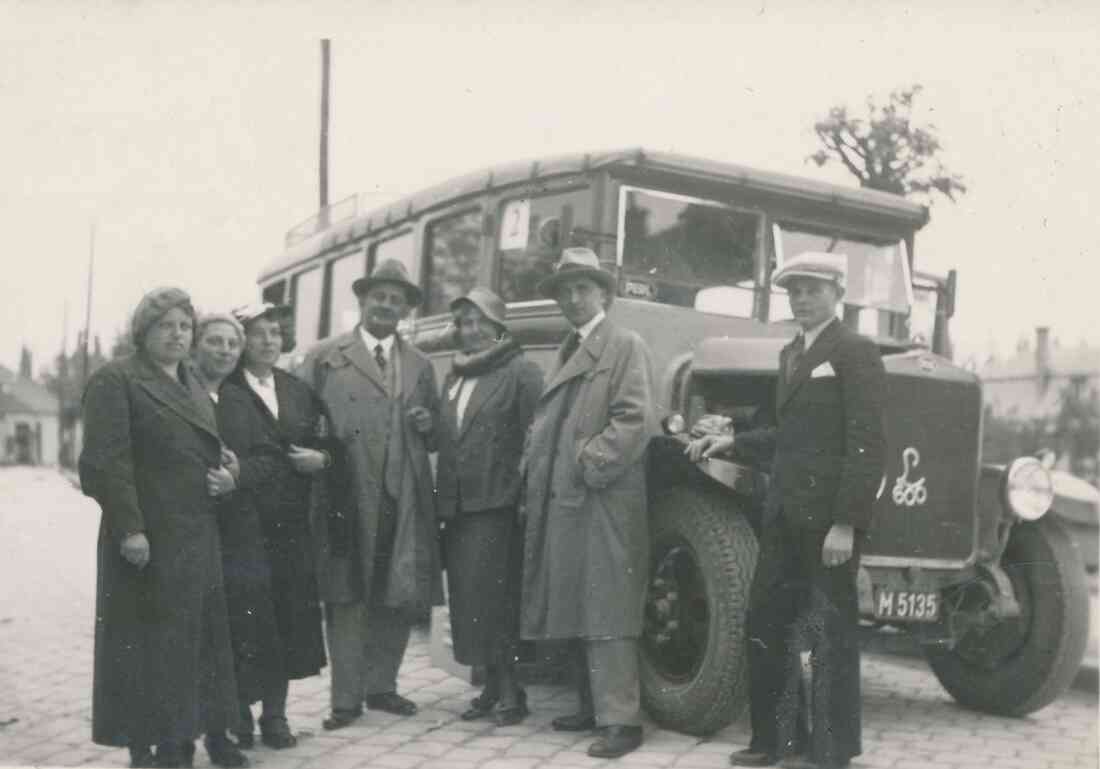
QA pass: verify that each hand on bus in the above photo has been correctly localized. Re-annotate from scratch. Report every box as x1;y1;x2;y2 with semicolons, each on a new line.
685;433;734;463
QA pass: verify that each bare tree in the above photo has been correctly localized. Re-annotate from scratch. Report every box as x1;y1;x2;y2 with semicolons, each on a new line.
808;85;967;204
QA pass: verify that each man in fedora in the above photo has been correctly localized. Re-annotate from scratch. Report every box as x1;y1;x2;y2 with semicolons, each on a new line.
299;259;443;730
521;247;658;759
688;252;886;769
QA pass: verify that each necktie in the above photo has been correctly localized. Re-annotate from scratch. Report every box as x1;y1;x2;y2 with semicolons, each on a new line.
374;343;387;372
561;332;581;364
786;334;805;381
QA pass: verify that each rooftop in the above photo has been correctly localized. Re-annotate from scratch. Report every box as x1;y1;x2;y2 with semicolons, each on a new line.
0;364;60;416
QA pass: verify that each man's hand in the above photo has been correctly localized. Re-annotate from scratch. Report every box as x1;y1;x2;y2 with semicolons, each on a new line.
684;433;734;463
221;447;240;482
207;466;237;497
822;523;855;567
288;444;327;474
407;405;433;435
120;532;150;569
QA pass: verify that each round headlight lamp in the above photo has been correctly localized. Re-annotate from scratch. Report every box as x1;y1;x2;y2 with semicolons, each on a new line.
1004;457;1054;521
662;413;686;436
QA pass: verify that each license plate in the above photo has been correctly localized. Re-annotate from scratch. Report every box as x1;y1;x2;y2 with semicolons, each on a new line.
873;589;940;622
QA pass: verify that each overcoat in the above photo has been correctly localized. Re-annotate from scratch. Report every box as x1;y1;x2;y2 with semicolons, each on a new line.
435;350;544;519
298;330;443;612
80;354;238;748
214;368;329;703
521;318;658;641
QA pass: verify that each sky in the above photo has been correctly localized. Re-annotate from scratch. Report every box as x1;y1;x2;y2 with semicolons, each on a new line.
3;0;1099;377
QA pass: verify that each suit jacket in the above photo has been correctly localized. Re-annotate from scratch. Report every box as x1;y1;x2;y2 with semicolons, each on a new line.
736;319;886;532
435;352;544;519
521;318;658;640
298;329;442;610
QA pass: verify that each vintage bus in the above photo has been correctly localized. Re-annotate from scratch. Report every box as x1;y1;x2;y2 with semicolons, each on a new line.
256;148;1087;732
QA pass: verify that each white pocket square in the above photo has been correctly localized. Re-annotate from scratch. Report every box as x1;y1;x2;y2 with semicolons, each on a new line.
811;362;836;378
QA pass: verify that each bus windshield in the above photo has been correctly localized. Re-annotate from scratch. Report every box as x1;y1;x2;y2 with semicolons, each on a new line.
773;223;913;339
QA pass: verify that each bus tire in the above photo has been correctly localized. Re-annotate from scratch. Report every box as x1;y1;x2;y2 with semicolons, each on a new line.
926;516;1090;716
640;486;758;736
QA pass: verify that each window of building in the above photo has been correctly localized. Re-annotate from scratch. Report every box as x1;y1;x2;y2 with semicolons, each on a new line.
328;249;367;336
617;187;759;315
497;189;593;303
424;210;484;316
290;266;323;352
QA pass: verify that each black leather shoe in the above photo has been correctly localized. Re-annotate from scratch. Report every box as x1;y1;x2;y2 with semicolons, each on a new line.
587;725;643;758
493;690;529;726
366;691;418;716
259;717;298;749
551;712;597;731
204;733;249;768
233;731;254;749
461;692;499;720
730;748;778;766
129;746;155;768
322;707;363;730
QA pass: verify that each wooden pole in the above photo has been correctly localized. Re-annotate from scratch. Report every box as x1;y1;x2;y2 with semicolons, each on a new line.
319;39;331;217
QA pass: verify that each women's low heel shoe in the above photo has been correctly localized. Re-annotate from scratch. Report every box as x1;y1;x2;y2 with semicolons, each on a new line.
461;692;499;721
259;717;298;749
204;733;249;768
493;690;529;726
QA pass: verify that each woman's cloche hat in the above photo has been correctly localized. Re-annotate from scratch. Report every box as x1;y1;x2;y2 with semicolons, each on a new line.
450;286;508;332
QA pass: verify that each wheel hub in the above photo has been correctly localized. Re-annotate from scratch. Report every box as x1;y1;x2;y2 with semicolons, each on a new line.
643;538;709;682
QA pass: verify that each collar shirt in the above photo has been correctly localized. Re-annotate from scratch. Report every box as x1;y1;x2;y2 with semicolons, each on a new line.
359;326;396;364
575;310;607;341
447;375;479;431
244;368;279;419
801;316;836;353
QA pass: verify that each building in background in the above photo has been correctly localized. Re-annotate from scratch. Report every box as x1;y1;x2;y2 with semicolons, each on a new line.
980;327;1100;486
0;363;60;466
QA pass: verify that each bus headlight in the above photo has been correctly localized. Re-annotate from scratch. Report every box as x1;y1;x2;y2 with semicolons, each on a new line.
1005;457;1054;521
662;413;686;436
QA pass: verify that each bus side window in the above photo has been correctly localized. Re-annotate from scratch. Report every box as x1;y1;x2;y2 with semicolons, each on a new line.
262;280;287;305
424;210;484;317
497;188;593;303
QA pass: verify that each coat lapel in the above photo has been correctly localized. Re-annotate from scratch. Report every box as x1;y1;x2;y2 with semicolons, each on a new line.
542;319;610;400
338;332;389;395
457;365;508;440
779;319;843;410
133;356;220;442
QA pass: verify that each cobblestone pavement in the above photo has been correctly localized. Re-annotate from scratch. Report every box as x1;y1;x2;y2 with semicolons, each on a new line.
1;467;1096;769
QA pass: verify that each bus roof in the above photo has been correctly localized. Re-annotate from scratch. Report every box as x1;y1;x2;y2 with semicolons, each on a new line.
259;147;929;282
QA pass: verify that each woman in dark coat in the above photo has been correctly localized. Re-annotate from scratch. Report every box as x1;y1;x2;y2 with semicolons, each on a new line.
80;288;241;768
436;287;544;726
208;303;330;750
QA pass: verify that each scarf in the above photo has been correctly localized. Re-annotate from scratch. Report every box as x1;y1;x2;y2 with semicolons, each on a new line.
451;335;522;378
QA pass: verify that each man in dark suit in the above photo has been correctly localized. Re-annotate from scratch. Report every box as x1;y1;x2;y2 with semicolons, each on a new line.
688;252;886;769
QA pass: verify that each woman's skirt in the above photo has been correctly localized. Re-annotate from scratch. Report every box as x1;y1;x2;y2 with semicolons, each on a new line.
443;506;522;666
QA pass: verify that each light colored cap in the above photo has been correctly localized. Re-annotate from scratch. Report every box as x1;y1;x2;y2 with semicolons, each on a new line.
450;286;508;331
772;251;847;290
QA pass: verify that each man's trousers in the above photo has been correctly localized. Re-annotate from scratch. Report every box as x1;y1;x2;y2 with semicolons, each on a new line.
325;600;412;711
570;638;642;727
746;511;862;766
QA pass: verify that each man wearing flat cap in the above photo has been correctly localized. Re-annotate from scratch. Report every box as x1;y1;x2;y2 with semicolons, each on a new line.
688;252;886;769
521;247;658;759
299;259;442;730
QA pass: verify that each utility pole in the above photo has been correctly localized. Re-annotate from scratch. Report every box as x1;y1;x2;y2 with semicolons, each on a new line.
81;222;95;390
319;39;331;227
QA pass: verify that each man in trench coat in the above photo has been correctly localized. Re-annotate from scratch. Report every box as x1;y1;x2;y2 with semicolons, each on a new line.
299;259;442;731
521;247;658;759
689;252;886;769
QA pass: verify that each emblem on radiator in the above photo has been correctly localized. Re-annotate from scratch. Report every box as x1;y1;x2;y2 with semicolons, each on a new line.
892;447;928;507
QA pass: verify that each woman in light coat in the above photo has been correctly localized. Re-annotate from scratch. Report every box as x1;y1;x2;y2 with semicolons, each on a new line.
436;288;543;725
